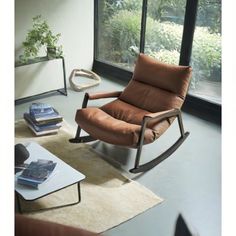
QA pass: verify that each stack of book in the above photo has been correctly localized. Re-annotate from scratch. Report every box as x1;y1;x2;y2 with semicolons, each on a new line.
17;159;57;188
24;103;63;136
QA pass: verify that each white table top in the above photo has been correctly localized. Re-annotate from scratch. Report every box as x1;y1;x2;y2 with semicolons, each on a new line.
15;142;85;201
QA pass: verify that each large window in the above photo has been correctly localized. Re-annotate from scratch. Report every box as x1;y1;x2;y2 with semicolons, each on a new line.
189;0;221;104
97;0;142;70
145;0;185;65
95;0;221;109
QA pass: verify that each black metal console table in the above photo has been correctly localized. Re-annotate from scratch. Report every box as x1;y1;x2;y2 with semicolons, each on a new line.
15;56;67;105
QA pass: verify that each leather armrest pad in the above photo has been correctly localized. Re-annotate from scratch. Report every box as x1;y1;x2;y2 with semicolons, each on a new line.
144;109;179;119
87;91;122;100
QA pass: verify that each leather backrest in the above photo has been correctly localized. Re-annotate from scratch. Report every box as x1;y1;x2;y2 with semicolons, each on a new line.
120;53;192;112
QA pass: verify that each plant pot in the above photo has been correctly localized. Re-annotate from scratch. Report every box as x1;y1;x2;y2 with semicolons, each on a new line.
47;47;57;59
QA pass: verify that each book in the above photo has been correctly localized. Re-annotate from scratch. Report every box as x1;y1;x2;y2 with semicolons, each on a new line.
34;115;63;123
17;159;57;188
29;103;63;122
33;109;63;122
29;103;55;117
24;113;62;131
23;102;63;136
29;116;63;125
25;120;60;136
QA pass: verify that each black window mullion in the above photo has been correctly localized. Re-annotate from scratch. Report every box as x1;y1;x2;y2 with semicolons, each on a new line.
179;0;199;66
139;0;148;53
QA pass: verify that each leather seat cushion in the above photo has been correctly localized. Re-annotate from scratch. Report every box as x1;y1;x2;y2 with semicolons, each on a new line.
101;99;150;125
101;98;172;136
75;107;157;147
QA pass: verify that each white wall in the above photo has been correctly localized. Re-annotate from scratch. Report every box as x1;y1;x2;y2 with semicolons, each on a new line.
15;0;94;99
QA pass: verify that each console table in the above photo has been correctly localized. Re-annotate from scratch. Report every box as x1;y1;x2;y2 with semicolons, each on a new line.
15;56;67;105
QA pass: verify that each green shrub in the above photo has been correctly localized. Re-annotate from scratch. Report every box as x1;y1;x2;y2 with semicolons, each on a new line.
148;49;180;65
121;0;142;12
192;26;221;80
146;20;183;52
101;10;141;63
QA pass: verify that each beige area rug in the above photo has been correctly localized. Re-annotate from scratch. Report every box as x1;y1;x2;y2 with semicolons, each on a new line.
15;120;163;233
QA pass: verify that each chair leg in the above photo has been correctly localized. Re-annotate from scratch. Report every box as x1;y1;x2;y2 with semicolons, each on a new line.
130;113;189;173
129;131;189;173
69;125;97;143
69;93;97;143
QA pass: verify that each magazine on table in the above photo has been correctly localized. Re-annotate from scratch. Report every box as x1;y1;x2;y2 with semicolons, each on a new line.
17;159;57;188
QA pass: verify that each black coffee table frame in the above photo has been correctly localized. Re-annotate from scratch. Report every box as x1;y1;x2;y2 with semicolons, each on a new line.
16;181;81;214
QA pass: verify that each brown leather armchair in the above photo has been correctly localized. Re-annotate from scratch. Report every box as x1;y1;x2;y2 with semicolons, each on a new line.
70;53;192;173
15;214;99;236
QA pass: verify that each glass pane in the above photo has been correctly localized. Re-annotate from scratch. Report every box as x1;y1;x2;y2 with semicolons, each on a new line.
189;0;221;104
145;0;186;65
96;0;142;70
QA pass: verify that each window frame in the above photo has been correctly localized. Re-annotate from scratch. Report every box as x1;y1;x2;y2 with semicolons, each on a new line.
93;0;221;124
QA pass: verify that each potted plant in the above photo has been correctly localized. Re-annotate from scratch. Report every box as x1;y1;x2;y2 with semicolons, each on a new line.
19;15;63;62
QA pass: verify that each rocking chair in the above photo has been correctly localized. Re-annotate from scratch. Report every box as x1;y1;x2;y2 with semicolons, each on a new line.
70;53;192;173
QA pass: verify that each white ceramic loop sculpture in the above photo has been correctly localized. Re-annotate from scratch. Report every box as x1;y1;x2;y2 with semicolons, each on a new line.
69;69;101;91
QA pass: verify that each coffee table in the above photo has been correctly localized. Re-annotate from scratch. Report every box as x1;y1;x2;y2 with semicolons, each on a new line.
15;142;85;213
